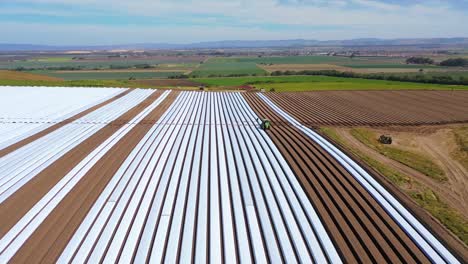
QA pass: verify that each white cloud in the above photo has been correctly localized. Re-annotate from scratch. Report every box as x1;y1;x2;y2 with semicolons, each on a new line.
1;0;467;44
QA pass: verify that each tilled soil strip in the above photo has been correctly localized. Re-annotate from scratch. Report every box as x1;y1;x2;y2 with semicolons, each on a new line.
0;89;131;158
243;93;432;263
266;91;468;127
9;91;179;263
0;90;162;238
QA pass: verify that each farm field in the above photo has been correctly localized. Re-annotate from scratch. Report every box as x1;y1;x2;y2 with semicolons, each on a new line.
259;63;460;74
244;93;468;262
319;125;468;247
0;86;125;150
190;58;267;77
0;70;62;81
259;63;356;73
235;55;410;66
195;75;468;91
220;56;449;73
266;90;468;126
2;70;468;92
27;57;74;62
133;78;201;88
33;70;185;80
0;58;203;70
0;86;466;263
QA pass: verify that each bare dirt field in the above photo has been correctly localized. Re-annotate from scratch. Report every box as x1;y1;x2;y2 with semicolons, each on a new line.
133;78;202;87
333;125;468;217
267;90;468;126
0;70;62;81
319;124;468;259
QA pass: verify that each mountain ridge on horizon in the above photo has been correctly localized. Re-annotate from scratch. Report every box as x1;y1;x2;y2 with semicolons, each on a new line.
1;37;468;51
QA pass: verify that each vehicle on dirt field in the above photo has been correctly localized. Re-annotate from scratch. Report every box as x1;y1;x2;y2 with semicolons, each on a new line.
378;134;393;144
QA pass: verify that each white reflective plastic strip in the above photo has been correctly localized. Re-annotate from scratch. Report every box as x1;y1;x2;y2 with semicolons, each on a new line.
236;94;341;263
163;92;206;263
0;90;170;263
58;91;340;263
233;93;334;263
214;93;237;264
219;95;263;264
225;94;299;262
0;89;153;203
0;87;125;150
59;92;189;263
258;93;460;264
178;93;209;263
230;93;341;264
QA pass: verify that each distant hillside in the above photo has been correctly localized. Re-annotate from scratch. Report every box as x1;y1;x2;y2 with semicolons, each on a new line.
1;38;468;51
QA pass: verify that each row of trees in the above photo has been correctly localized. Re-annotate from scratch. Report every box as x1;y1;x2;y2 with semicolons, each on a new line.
439;58;468;67
406;57;434;65
406;57;468;67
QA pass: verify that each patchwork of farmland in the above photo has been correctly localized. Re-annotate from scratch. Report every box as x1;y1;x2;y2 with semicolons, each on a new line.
0;87;466;263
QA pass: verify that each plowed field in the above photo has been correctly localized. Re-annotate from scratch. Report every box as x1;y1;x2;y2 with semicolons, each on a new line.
266;91;468;126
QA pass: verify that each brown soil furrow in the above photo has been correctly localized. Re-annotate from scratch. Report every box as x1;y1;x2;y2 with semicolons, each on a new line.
8;91;179;263
266;91;468;127
0;90;162;237
0;89;131;158
243;93;432;263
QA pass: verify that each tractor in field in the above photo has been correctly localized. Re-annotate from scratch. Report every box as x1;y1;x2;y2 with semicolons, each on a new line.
378;134;393;144
258;118;271;130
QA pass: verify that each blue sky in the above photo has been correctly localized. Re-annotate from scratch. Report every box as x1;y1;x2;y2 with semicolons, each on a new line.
1;0;467;45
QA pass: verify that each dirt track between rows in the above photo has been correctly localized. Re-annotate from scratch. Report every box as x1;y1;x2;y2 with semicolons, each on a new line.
243;93;436;263
333;126;468;218
266;91;468;127
8;91;179;263
0;89;131;158
0;90;162;238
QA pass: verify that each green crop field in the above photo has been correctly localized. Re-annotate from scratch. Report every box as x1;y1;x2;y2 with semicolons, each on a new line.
190;58;267;77
194;75;468;92
33;71;185;80
28;57;74;62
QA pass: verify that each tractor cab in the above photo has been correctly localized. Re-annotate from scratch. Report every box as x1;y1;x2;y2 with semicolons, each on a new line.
259;118;271;130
